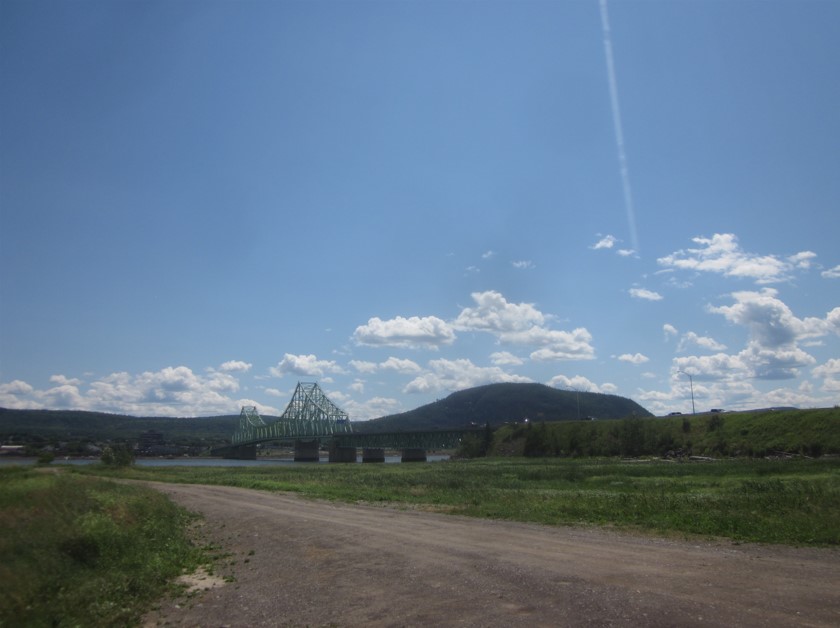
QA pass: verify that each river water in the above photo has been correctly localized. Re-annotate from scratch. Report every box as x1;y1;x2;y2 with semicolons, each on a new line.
0;455;450;467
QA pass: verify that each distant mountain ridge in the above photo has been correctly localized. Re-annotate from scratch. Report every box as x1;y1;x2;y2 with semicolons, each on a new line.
0;383;652;444
356;383;652;432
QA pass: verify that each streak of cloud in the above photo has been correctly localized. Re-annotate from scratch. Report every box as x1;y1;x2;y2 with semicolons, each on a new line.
599;0;640;253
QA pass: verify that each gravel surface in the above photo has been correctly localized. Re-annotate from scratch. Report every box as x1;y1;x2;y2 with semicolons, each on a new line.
142;482;840;627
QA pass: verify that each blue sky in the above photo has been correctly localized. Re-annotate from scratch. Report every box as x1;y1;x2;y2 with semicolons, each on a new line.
2;0;839;420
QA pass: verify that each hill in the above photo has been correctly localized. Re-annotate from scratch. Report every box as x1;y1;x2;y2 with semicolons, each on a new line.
357;383;652;432
0;408;237;447
491;406;840;458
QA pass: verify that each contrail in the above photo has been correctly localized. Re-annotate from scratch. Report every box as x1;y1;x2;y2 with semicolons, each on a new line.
599;0;639;253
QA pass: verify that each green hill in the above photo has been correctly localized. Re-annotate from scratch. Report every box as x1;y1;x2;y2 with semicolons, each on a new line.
356;383;653;432
492;407;840;458
0;408;237;447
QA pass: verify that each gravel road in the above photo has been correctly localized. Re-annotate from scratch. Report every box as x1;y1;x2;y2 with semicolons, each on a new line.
142;482;839;627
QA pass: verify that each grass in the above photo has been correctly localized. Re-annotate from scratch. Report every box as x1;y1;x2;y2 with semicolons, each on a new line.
0;467;205;628
77;456;840;546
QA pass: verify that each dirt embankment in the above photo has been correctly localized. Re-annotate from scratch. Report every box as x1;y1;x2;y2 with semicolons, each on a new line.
143;483;840;627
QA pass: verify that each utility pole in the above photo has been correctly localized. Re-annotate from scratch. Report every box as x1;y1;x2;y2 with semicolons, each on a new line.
678;370;696;415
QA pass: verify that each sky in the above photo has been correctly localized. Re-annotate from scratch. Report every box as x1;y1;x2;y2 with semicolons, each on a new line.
1;0;839;421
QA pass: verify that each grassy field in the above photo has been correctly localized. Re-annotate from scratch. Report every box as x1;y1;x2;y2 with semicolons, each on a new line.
0;467;205;627
79;456;840;546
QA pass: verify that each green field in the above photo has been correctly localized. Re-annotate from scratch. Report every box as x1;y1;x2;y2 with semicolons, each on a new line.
0;468;206;628
80;456;840;546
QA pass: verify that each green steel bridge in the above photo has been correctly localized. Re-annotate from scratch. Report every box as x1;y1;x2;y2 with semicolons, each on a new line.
214;382;475;461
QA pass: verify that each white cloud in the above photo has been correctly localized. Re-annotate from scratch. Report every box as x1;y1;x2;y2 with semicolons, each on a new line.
490;351;524;366
0;380;34;395
788;251;817;269
673;354;749;382
4;366;254;416
482;250;496;259
50;374;82;386
708;288;830;348
677;331;727;352
379;357;422;373
813;359;840;392
353;315;456;349
339;395;403;421
454;291;546;333
617;249;636;257
629;288;663;301
658;233;812;284
663;323;678;339
349;360;378;374
618;353;649;365
454;291;595;361
821;265;840;279
590;234;617;250
403;359;531;395
511;260;535;270
521;328;595;361
270;354;345;378
547;374;613;394
219;360;252;373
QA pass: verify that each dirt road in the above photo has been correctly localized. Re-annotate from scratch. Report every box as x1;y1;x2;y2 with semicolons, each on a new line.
143;483;839;627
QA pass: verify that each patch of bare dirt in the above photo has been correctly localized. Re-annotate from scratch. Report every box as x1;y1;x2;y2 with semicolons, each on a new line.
142;483;840;627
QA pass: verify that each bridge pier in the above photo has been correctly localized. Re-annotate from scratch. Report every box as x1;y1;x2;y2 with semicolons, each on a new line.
362;447;385;463
328;443;357;463
294;439;320;462
401;448;427;463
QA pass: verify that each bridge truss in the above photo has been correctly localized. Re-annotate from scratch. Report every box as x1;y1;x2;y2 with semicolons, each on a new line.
231;382;352;445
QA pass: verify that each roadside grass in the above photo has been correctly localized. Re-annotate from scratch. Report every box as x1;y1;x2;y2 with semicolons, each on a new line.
0;467;205;627
77;457;840;546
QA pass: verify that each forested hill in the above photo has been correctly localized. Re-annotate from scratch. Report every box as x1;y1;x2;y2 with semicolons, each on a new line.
0;408;237;445
358;383;652;433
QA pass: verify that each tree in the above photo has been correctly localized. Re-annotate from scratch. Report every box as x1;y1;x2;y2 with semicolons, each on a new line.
100;443;135;467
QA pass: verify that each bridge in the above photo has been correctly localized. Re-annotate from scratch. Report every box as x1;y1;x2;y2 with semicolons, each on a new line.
213;382;475;462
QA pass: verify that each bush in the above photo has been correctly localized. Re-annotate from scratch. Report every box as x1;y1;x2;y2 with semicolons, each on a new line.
100;443;135;467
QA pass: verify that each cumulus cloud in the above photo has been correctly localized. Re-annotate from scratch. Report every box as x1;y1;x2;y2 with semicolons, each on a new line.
677;332;727;352
629;288;663;301
270;354;345;378
708;288;830;348
590;234;617;250
521;328;595;361
658;233;812;284
454;291;595;361
454;291;545;333
337;394;403;421
663;323;678;339
618;353;649;365
490;351;524;366
788;251;817;270
668;288;839;385
403;359;531;395
822;265;840;279
0;380;34;395
0;365;267;416
353;315;456;349
547;374;615;394
349;360;378;374
50;374;82;386
813;359;840;392
379;357;422;373
219;360;252;373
